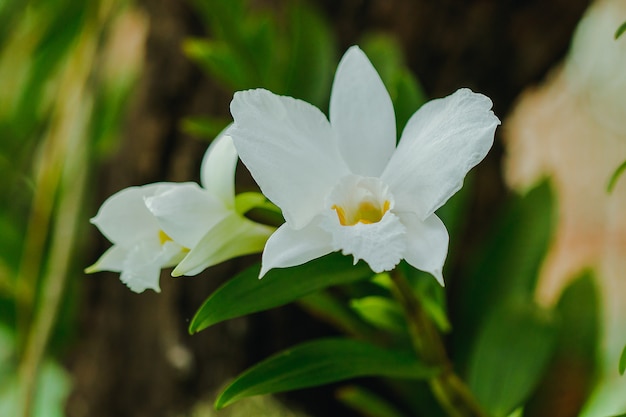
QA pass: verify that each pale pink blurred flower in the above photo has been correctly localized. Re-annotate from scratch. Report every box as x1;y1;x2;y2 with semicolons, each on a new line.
504;0;626;414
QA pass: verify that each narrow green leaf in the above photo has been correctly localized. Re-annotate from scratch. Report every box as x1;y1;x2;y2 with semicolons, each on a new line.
189;254;373;333
607;159;626;193
337;385;410;417
216;338;436;409
467;303;556;417
615;21;626;39
619;346;626;375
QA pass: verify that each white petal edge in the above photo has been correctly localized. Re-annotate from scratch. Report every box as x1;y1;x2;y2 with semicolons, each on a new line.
172;213;274;277
90;183;173;245
145;182;230;249
382;88;500;220
330;45;397;177
260;220;334;278
201;130;237;208
85;245;127;273
399;212;449;286
230;89;350;229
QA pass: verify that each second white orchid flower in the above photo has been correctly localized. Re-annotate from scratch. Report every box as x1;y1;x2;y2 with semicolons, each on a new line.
229;46;500;285
87;134;274;292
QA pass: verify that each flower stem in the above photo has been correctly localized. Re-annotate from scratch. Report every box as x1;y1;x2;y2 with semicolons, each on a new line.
390;269;489;417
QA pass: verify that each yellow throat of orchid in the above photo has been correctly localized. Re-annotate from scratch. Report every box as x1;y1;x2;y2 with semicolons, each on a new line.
332;200;390;226
158;230;173;245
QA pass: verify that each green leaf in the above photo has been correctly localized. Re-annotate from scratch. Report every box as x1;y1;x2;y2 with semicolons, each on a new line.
180;116;230;141
350;296;407;335
619;346;626;375
454;180;555;367
607;160;626;193
298;291;378;339
615;21;626;39
215;337;436;409
522;271;598;415
189;253;373;333
183;38;256;89
467;303;556;417
283;2;335;107
336;385;411;417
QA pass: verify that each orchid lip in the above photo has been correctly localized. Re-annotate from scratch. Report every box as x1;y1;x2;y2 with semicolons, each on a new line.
332;200;391;226
327;175;395;227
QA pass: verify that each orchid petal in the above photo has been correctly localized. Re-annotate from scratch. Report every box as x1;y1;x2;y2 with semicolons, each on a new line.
172;213;274;277
118;238;183;293
85;245;127;274
230;89;350;229
201;131;237;208
260;221;334;277
330;46;396;176
145;182;230;249
119;244;161;293
399;212;449;286
382;88;500;219
90;183;171;245
321;210;406;273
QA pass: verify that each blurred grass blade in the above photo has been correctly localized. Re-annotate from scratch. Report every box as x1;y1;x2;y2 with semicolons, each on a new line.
189;253;373;333
615;21;626;39
607;159;626;193
619;346;626;375
467;303;556;417
216;338;437;409
336;385;411;417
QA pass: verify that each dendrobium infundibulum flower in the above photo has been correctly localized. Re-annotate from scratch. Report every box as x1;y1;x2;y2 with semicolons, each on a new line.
87;134;275;293
229;46;500;285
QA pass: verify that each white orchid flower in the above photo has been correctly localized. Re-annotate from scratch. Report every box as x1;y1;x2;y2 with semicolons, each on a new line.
85;182;188;293
229;46;500;285
145;134;275;278
87;134;274;293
